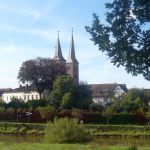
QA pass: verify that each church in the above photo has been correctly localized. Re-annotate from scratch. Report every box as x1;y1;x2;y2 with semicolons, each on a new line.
2;31;127;105
2;32;79;103
53;31;79;84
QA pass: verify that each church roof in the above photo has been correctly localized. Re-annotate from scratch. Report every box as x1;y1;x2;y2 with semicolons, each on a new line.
53;32;65;62
66;32;78;64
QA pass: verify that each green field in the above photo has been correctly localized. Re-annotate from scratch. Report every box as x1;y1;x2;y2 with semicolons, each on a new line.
0;143;148;150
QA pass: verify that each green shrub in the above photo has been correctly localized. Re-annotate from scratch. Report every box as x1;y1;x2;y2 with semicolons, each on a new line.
38;106;56;121
45;117;88;143
127;146;138;150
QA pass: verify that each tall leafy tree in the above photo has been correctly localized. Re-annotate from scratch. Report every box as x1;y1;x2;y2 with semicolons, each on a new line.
18;57;66;98
49;75;92;109
49;75;74;107
86;0;150;80
74;82;92;109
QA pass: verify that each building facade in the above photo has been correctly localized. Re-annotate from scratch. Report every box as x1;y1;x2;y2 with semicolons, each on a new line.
2;86;40;103
91;83;127;106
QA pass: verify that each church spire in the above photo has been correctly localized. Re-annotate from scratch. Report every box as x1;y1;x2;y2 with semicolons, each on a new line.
67;29;78;64
53;31;65;62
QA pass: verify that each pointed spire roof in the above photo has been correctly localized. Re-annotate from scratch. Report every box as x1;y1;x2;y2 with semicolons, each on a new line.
53;31;65;62
67;30;78;64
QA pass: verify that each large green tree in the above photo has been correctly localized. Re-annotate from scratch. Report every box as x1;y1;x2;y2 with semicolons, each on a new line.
86;0;150;80
49;75;92;109
18;57;66;98
74;82;92;109
49;75;75;107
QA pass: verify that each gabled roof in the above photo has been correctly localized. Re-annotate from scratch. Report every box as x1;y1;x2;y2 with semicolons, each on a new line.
0;88;12;96
4;85;37;93
90;83;127;97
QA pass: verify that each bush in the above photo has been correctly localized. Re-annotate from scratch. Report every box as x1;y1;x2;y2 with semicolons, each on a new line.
38;106;56;121
45;117;88;143
127;146;138;150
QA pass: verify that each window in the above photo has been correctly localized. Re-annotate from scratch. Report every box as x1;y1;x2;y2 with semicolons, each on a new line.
28;95;30;100
32;95;34;100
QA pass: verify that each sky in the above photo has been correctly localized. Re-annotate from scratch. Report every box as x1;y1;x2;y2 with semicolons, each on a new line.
0;0;149;89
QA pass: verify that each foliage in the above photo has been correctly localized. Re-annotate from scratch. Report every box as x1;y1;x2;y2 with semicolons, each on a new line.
5;98;27;109
49;76;92;109
27;99;48;109
18;57;66;98
86;0;150;80
103;107;115;124
89;103;104;112
74;82;92;109
111;88;149;113
127;146;137;150
2;98;49;110
49;75;74;107
45;117;87;143
61;92;73;109
38;106;56;121
125;88;150;103
145;110;150;125
0;143;143;150
0;122;45;135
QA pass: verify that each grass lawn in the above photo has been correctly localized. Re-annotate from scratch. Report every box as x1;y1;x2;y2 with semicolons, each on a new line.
0;143;149;150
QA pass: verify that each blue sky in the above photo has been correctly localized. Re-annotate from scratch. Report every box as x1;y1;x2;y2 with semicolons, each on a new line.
0;0;149;89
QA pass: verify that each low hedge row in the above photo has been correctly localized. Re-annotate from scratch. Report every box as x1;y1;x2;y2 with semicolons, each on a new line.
0;122;46;135
0;110;148;125
84;124;150;138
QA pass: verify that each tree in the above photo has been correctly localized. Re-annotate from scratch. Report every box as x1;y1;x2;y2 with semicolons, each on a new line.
86;0;150;80
27;99;48;109
111;88;149;113
49;75;75;107
125;88;150;104
49;76;92;109
18;57;66;98
5;98;27;109
74;82;92;109
102;107;115;124
38;106;56;121
61;92;73;109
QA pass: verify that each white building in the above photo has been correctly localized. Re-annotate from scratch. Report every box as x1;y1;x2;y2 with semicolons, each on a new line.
2;86;40;103
91;83;127;106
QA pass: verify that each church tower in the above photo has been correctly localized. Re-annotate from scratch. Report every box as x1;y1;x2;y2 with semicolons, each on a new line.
53;31;66;63
66;31;79;84
53;31;66;72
